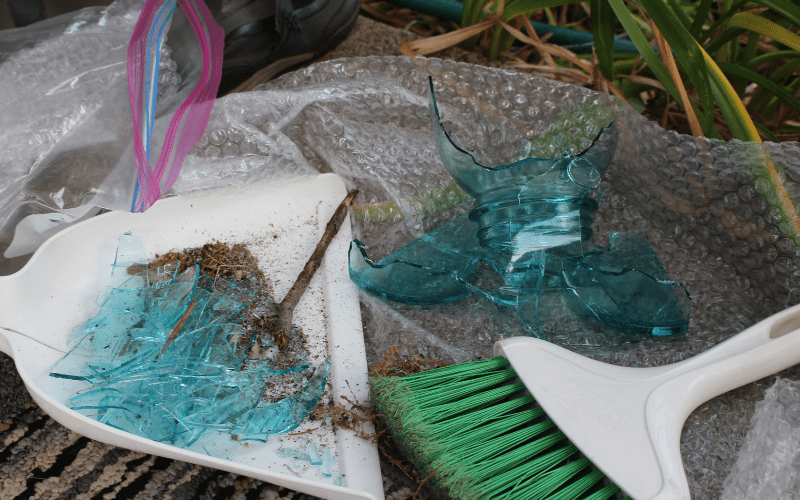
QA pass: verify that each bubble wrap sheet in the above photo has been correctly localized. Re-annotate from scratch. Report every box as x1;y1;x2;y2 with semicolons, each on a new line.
721;378;800;499
174;57;800;499
4;50;800;498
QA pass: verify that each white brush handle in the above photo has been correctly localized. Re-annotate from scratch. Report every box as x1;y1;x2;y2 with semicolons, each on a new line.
646;304;800;500
654;301;800;382
663;303;800;396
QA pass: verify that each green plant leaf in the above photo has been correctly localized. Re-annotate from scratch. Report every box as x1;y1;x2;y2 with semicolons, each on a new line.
499;0;575;22
765;59;800;83
607;0;709;130
741;27;761;64
754;0;800;31
751;59;800;117
698;0;750;44
635;0;716;134
459;0;488;50
747;49;800;69
489;23;517;59
753;121;780;142
749;58;800;112
718;61;800;118
728;12;800;52
701;0;800;45
461;0;486;27
590;0;615;80
465;0;580;57
700;47;760;141
664;0;692;30
689;0;714;38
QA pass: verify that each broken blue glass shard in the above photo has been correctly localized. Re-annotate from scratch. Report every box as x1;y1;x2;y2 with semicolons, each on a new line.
279;447;312;461
277;440;337;478
321;446;335;477
50;233;331;448
307;441;323;466
348;77;690;338
234;359;332;440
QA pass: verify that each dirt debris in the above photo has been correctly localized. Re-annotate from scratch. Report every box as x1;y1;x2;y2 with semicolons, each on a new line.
369;347;449;500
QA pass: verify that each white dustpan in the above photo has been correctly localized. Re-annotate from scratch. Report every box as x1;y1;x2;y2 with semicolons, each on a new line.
0;174;384;500
495;304;800;500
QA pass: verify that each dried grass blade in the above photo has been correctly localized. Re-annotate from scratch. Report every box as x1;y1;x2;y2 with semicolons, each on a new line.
650;21;702;137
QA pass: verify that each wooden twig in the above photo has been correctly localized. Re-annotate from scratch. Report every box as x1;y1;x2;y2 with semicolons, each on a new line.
273;190;359;350
520;16;556;68
413;468;439;500
158;299;196;357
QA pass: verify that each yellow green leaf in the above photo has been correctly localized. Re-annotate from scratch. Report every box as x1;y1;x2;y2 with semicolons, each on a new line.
726;12;800;52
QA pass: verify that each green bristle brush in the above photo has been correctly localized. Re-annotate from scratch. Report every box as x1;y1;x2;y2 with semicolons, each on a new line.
371;303;800;500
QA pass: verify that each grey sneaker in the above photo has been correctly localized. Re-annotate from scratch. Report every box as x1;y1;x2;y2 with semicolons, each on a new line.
218;0;360;95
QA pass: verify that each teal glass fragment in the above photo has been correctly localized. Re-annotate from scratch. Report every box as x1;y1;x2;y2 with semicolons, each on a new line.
348;77;690;339
308;441;323;466
276;440;337;478
234;359;331;440
50;233;331;447
321;446;334;476
279;447;312;461
349;215;479;304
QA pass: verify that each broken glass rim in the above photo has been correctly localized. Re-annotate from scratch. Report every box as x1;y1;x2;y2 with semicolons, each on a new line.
552;245;692;298
353;235;689;295
350;237;691;320
427;76;616;172
350;239;457;276
348;239;471;305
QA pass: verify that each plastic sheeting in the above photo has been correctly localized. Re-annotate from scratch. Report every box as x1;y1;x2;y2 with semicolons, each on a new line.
0;0;209;272
721;377;800;499
4;39;800;496
196;56;799;499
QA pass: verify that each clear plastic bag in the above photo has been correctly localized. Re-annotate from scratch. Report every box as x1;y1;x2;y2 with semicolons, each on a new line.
128;0;222;212
721;377;800;499
0;0;219;273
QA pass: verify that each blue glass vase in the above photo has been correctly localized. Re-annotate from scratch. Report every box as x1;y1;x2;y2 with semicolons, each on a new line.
349;78;690;338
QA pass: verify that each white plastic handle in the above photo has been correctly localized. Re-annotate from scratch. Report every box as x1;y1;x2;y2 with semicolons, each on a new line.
652;301;800;385
646;303;800;500
495;301;800;385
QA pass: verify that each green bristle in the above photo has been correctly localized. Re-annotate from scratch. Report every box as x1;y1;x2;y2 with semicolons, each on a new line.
583;484;623;500
442;433;575;496
398;357;511;388
388;381;527;445
431;395;538;439
370;358;516;436
371;357;633;500
414;381;525;419
412;400;543;469
549;469;606;500
496;456;592;499
438;420;560;471
407;370;521;409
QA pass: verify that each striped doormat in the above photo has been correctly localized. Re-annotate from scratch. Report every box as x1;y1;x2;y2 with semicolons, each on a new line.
0;354;417;500
1;402;323;500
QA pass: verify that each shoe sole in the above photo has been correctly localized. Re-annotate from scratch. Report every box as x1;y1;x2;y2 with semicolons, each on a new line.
228;5;361;95
231;52;315;93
